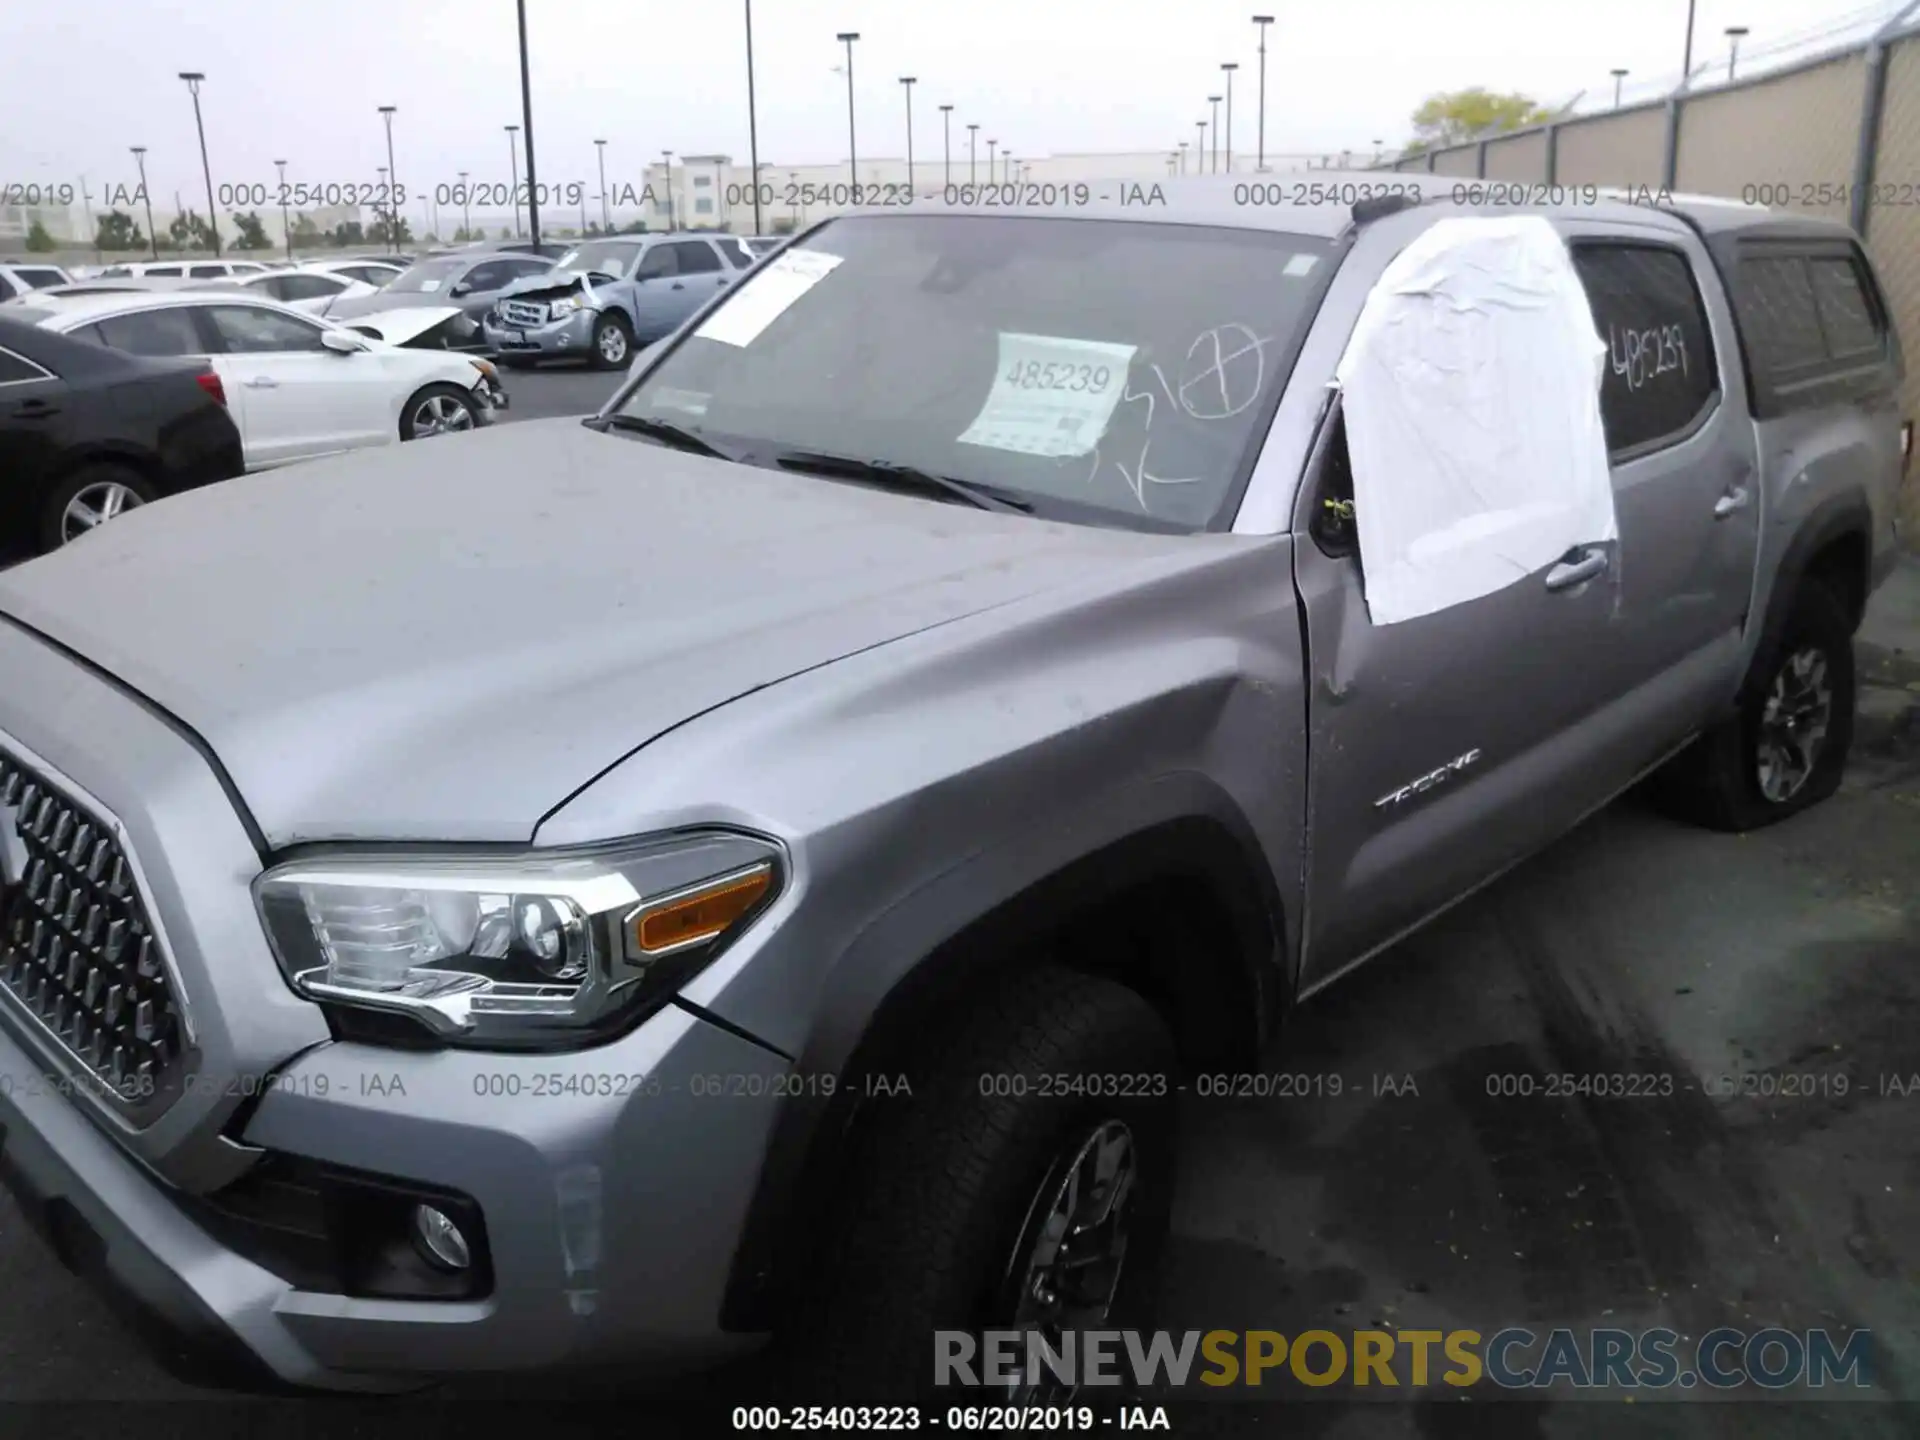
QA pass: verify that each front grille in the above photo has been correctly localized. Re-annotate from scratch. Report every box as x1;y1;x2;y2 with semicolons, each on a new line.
499;300;546;327
0;746;187;1108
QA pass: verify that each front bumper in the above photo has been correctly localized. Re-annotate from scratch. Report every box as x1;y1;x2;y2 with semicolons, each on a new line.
0;1000;787;1391
482;307;596;357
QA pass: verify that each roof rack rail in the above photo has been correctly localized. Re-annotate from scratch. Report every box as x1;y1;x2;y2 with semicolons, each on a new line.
1351;191;1420;227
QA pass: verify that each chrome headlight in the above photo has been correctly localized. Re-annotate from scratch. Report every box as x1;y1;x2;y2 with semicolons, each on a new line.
551;294;587;314
254;831;782;1049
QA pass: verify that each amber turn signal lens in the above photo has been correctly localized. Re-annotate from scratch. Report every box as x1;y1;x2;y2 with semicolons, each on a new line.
630;866;773;955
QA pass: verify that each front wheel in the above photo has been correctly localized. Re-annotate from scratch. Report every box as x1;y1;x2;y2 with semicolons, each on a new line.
38;463;157;553
1655;578;1855;830
591;312;634;370
400;383;478;441
782;967;1178;1402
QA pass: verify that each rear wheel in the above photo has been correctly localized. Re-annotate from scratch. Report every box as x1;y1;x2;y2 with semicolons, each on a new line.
1655;578;1855;830
781;966;1178;1401
38;464;156;553
399;383;478;440
591;312;633;370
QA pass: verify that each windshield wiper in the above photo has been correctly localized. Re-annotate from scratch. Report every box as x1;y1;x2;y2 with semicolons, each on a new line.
590;413;734;460
773;450;1034;515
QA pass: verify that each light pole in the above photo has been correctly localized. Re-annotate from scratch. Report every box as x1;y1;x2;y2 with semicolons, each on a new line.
939;104;953;188
1611;67;1629;108
1207;95;1222;173
506;124;523;238
1221;63;1237;172
1177;140;1189;176
967;123;979;184
837;32;860;200
789;170;801;228
516;0;541;249
274;158;290;259
900;76;917;193
661;150;675;229
378;104;399;253
377;167;388;244
1682;0;1698;84
458;169;472;239
1003;151;1013;184
1196;119;1207;174
177;72;220;255
595;139;609;230
987;138;997;182
1725;25;1749;82
130;145;159;259
744;1;763;235
1252;15;1273;172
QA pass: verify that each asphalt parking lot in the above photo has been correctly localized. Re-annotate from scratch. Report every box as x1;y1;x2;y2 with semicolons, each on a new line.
0;380;1915;1432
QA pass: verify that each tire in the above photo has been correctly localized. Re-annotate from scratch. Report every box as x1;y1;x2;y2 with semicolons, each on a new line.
780;966;1178;1403
590;312;633;370
1655;578;1855;831
399;383;478;441
37;463;157;553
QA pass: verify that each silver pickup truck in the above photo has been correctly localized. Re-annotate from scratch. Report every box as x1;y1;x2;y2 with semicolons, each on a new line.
0;179;1904;1399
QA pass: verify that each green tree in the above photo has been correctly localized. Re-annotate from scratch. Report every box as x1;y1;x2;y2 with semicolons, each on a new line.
168;209;219;251
498;226;513;240
25;219;57;252
327;219;366;248
1408;88;1554;150
95;210;145;251
770;216;796;234
289;213;322;247
367;214;413;247
422;231;440;245
231;211;272;249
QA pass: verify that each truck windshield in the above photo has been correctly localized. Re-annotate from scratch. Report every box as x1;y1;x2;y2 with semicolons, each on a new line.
613;214;1334;531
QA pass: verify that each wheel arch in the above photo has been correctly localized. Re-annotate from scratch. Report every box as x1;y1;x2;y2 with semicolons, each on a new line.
1753;492;1874;697
717;801;1289;1333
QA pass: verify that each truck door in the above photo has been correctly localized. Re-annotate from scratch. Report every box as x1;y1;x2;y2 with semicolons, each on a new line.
1291;419;1636;991
1561;226;1761;712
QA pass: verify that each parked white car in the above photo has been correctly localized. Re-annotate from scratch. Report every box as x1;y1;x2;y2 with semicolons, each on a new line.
14;291;507;470
197;265;384;316
0;261;74;301
94;259;272;281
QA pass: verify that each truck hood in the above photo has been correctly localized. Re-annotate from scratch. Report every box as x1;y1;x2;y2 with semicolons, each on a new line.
0;419;1175;847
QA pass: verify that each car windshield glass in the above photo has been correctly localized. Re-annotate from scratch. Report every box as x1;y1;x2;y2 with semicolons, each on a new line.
555;240;643;276
615;214;1333;531
386;258;469;293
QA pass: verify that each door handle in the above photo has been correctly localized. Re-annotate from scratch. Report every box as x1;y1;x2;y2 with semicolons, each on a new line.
245;377;278;389
1544;547;1609;592
13;398;58;418
717;278;730;286
1713;485;1752;518
671;282;685;290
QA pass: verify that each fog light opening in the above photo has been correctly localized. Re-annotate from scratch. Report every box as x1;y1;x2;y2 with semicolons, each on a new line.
412;1204;472;1272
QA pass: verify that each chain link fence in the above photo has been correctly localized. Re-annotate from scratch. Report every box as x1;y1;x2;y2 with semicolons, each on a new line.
1391;12;1920;540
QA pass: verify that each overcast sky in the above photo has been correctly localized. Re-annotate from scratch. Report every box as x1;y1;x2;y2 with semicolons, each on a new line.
2;0;1895;205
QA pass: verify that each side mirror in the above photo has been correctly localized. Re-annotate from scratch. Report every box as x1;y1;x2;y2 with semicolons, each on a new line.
449;281;473;298
321;328;365;355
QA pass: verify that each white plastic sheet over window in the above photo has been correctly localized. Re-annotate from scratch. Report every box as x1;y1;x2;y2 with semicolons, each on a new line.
1333;216;1615;627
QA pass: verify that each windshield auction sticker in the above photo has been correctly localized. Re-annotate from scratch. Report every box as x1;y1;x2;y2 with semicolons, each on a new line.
695;249;845;347
958;333;1138;458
